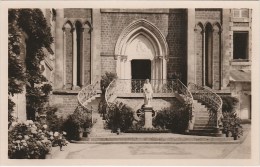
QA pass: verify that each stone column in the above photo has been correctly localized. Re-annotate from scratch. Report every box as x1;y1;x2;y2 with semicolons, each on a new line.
72;27;77;89
62;27;66;88
203;30;206;86
125;59;131;79
115;56;121;78
54;9;64;89
163;57;167;80
124;59;131;93
187;9;196;84
212;28;221;90
91;9;101;84
158;56;163;92
222;9;231;89
155;57;159;81
152;59;155;80
80;28;85;87
120;56;125;79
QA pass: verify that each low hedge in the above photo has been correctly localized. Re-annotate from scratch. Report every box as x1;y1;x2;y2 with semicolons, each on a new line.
153;104;190;133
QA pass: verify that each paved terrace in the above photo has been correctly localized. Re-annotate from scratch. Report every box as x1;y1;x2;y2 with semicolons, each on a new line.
47;124;251;159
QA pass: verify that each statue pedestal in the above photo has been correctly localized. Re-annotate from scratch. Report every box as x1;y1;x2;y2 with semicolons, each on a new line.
143;106;153;129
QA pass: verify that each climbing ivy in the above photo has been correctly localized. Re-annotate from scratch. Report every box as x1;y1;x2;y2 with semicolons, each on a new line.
8;9;53;124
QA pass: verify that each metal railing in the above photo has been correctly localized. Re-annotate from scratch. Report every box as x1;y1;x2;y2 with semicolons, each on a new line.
104;79;119;107
105;79;193;107
77;81;99;109
104;79;194;131
77;81;100;124
188;83;223;130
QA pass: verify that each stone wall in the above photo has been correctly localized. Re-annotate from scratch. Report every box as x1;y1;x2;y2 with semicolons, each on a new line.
83;30;91;85
101;56;116;75
222;9;231;89
101;9;187;81
49;94;79;118
63;9;92;88
64;9;92;18
167;9;187;83
101;10;169;55
195;9;222;89
195;9;222;23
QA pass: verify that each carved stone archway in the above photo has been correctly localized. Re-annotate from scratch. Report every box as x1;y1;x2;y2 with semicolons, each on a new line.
114;19;169;80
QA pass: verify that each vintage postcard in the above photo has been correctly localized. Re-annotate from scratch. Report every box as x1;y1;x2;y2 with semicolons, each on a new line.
0;1;259;166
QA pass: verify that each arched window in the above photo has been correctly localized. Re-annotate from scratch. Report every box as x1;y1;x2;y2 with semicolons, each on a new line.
63;20;92;90
205;23;213;88
195;22;221;89
75;21;83;87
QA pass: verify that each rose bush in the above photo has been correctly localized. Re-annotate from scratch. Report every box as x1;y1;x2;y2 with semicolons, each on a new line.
8;120;51;159
49;131;69;147
8;120;69;159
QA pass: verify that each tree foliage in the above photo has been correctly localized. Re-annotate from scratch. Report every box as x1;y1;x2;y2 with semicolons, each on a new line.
8;9;54;123
221;96;239;113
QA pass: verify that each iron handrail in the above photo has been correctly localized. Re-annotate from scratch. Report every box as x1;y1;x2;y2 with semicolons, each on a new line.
188;82;223;129
105;79;193;107
77;81;99;110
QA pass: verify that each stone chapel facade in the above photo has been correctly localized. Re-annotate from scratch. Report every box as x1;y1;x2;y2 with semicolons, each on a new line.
14;8;252;120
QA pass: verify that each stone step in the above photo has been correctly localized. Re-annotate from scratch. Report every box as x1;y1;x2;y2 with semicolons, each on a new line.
195;120;211;124
185;131;224;137
193;128;215;132
195;118;211;122
195;112;210;115
193;105;207;109
193;125;214;129
194;123;216;126
82;136;230;142
74;134;237;144
87;97;100;111
194;115;210;119
193;102;206;108
194;108;208;112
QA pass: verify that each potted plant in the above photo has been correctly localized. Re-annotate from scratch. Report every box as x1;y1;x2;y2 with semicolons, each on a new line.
63;106;93;140
222;113;232;137
222;112;243;140
232;122;243;140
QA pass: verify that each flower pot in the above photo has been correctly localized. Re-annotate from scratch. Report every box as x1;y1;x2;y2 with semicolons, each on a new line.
226;131;232;137
116;128;121;135
45;152;52;159
83;131;89;137
79;131;83;139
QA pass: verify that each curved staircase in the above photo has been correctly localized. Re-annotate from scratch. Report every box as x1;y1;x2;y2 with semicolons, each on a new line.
77;79;223;138
188;83;223;136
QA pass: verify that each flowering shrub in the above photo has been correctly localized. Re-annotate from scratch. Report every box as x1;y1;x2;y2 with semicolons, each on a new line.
222;112;243;138
48;131;69;147
8;120;51;159
8;120;69;159
221;96;239;113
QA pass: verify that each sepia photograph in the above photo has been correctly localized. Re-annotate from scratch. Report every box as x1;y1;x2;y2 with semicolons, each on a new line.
1;1;259;166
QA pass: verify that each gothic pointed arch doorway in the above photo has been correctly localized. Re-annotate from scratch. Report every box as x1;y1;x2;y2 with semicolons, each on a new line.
114;19;169;81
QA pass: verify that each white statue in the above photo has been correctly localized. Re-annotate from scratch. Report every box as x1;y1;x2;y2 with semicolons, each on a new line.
142;79;153;107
